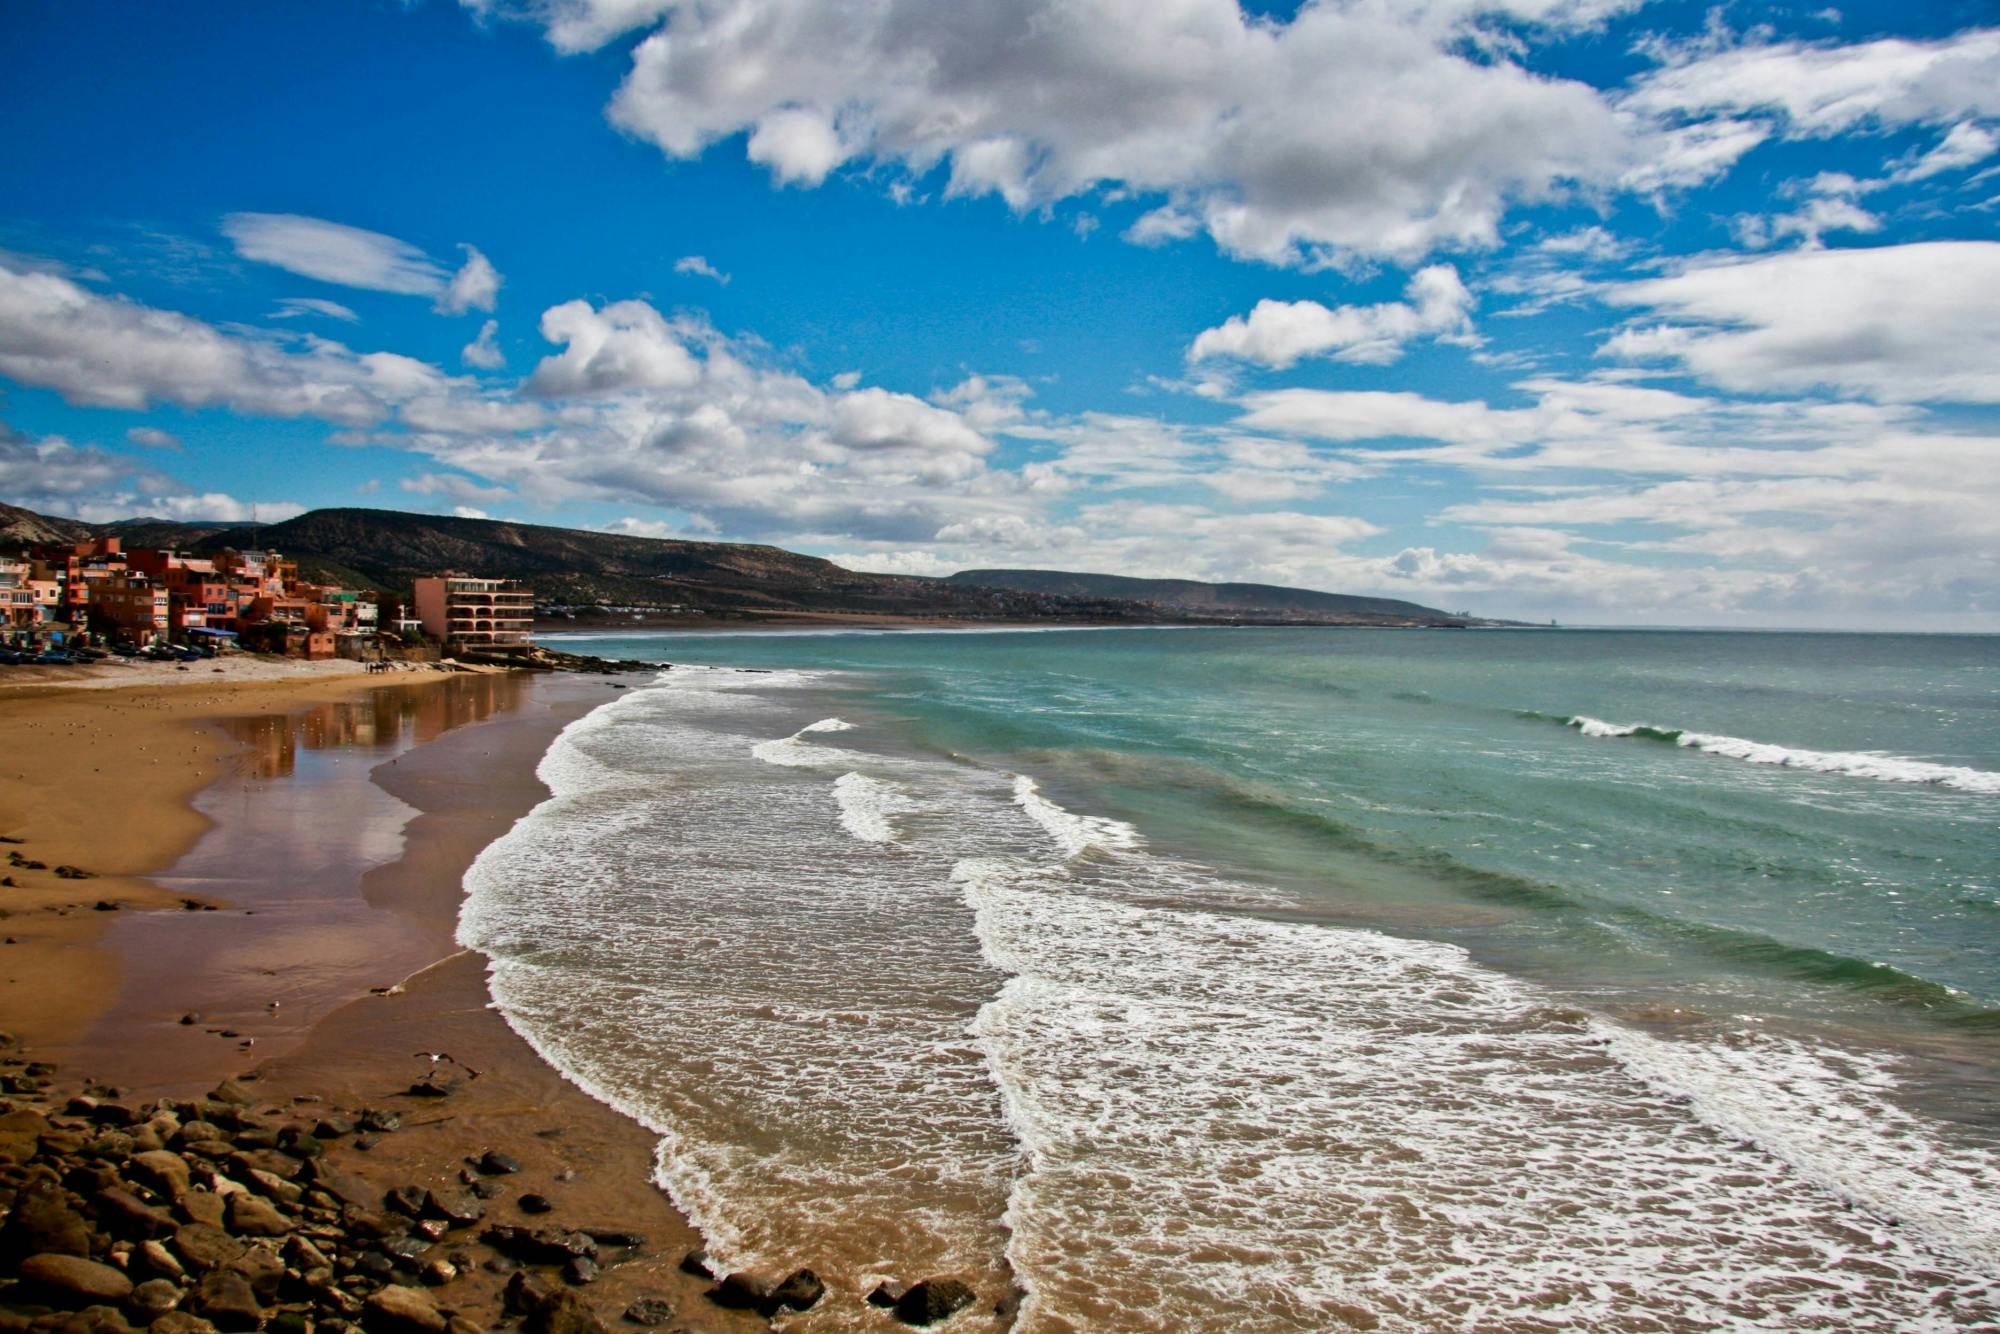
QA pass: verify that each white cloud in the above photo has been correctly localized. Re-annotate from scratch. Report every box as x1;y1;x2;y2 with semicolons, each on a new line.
224;213;500;313
126;426;181;450
437;245;502;314
1189;264;1474;368
1600;241;2000;401
674;254;731;284
586;0;1637;267
0;260;536;431
271;296;360;322
1893;120;1999;182
463;319;505;370
1736;195;1881;249
223;213;448;295
525;299;704;394
1625;28;2000;136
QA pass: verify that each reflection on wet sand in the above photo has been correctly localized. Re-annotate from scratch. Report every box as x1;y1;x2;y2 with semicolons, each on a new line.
85;672;547;1093
216;673;528;780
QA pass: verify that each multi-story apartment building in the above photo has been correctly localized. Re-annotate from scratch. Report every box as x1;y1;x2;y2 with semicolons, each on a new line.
413;573;534;650
0;556;62;632
87;572;171;641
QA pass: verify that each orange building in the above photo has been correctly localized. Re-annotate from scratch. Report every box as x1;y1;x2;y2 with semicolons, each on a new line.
413;574;533;650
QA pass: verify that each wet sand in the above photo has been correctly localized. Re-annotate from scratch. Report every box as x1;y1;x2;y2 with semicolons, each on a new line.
0;667;764;1332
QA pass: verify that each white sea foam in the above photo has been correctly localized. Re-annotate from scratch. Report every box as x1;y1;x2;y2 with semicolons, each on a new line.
461;669;1033;1326
751;716;878;769
1012;774;1143;857
1568;715;2000;794
961;843;2000;1331
832;772;914;844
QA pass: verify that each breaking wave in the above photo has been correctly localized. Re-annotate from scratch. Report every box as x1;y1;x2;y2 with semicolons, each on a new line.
1565;715;2000;794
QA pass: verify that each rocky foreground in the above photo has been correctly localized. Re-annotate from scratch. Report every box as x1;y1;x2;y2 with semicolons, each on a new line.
0;1039;988;1333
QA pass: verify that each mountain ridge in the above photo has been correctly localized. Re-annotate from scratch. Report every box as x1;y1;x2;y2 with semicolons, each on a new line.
1;503;1475;627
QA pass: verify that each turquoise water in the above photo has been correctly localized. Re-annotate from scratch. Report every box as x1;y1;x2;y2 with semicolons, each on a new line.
468;627;2000;1330
570;627;1999;1025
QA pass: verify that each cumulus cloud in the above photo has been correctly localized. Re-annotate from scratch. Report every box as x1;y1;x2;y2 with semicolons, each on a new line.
126;426;182;450
578;0;1638;267
1599;241;2000;402
525;299;704;395
438;245;502;314
463;319;505;370
1189;264;1474;368
224;213;501;312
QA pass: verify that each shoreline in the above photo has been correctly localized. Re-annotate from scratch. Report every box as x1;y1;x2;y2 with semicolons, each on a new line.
0;667;770;1333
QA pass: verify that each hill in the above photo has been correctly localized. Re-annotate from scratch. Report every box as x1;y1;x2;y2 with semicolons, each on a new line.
0;502;92;546
190;509;1145;623
946;569;1458;624
2;502;1477;627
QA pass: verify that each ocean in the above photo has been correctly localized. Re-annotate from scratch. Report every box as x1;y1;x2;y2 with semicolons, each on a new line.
457;627;2000;1331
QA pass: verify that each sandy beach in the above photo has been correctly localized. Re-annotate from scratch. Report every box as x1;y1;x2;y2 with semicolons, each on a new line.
0;664;770;1334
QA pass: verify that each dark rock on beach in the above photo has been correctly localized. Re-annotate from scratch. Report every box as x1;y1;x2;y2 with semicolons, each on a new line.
19;1254;136;1306
893;1278;977;1326
617;1298;673;1326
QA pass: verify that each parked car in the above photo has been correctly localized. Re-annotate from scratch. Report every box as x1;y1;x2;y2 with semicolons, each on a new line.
0;649;24;665
34;651;73;665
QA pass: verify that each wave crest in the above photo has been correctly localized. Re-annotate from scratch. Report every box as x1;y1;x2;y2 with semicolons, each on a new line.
1565;716;2000;795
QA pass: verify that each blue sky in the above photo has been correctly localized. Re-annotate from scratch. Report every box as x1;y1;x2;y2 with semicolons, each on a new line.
2;0;1996;627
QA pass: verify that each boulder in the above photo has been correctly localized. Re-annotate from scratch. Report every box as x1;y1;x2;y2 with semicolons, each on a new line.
474;1150;520;1176
0;1107;53;1163
363;1285;448;1334
170;1223;246;1273
20;1255;135;1306
206;1081;256;1108
421;1188;483;1228
148;1315;220;1334
770;1269;824;1313
708;1280;776;1320
244;1169;302;1206
481;1225;596;1265
127;1152;193;1199
894;1279;977;1327
224;1246;285;1303
54;1305;134;1334
172;1193;226;1230
222;1192;290;1237
94;1188;176;1240
523;1292;606;1334
133;1240;186;1282
2;1173;93;1256
126;1280;182;1321
618;1299;674;1327
502;1271;554;1317
189;1270;262;1333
